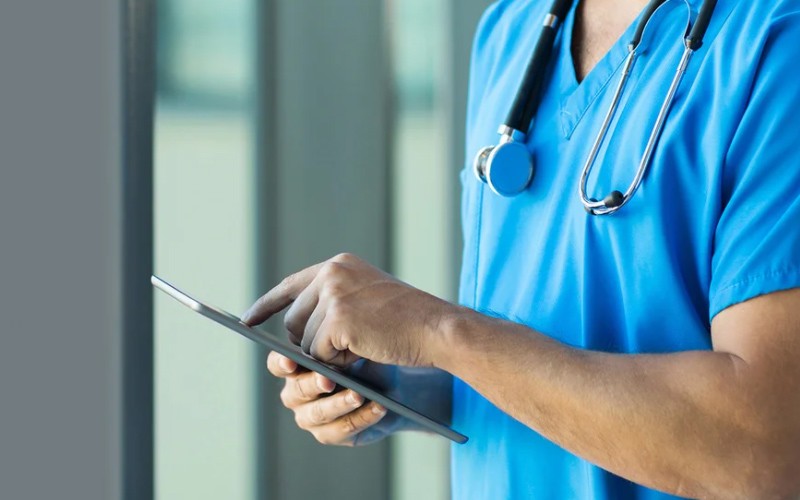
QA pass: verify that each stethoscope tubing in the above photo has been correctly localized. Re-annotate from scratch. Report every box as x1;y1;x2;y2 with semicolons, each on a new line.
580;0;716;215
580;44;695;215
505;0;576;133
473;0;718;215
578;47;639;214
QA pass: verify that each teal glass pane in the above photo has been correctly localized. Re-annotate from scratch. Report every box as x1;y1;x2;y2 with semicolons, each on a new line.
154;0;258;498
388;1;451;499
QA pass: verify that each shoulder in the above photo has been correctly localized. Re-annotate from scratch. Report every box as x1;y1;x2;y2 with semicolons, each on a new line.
727;0;800;22
694;0;800;114
712;0;800;48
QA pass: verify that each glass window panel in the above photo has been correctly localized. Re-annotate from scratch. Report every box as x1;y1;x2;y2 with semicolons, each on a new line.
153;0;258;498
388;1;451;499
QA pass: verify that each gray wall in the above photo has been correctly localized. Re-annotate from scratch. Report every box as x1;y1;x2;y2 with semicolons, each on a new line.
0;1;153;499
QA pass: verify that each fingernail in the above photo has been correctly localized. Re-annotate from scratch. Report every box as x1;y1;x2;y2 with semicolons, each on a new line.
240;309;252;324
316;374;334;393
279;357;293;372
346;392;363;406
372;404;387;416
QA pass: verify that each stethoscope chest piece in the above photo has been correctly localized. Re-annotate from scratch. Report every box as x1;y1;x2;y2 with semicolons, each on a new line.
473;139;535;197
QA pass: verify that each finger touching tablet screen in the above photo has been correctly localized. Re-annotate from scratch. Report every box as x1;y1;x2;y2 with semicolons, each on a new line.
151;275;468;444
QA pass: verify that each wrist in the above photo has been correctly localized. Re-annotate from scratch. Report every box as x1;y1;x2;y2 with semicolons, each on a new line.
425;303;480;373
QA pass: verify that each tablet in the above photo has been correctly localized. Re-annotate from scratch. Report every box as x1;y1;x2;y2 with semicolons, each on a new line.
151;275;468;444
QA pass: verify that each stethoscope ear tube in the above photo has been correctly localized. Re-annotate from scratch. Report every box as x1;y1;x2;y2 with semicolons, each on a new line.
504;0;576;134
630;0;669;47
505;29;558;134
686;0;717;50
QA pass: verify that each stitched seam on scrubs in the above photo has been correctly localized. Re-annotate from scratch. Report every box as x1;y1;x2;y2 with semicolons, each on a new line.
565;56;630;139
711;267;800;321
715;267;800;295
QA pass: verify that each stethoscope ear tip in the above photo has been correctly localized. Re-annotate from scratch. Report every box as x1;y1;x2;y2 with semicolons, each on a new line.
604;190;625;209
584;190;625;215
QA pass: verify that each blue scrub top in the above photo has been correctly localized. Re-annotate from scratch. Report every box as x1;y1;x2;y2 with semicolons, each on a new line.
452;0;800;498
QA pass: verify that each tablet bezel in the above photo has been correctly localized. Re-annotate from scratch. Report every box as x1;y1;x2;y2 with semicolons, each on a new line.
151;275;468;444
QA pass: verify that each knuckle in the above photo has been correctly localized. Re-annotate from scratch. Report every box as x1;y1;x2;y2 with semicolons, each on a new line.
309;402;326;426
300;334;313;355
332;252;357;264
319;261;342;280
340;414;359;435
295;377;311;400
279;273;296;290
326;300;348;321
283;312;300;335
319;282;344;302
309;341;324;360
279;386;292;407
329;276;349;294
313;431;333;446
293;411;307;430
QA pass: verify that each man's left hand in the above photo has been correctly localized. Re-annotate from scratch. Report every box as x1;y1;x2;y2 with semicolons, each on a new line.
241;253;456;368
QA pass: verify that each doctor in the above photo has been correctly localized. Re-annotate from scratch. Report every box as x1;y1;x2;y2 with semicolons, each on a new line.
243;0;800;497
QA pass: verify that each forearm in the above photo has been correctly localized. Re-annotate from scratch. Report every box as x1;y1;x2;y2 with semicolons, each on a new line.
432;309;795;498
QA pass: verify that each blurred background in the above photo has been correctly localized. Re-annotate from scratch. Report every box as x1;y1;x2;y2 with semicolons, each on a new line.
1;0;488;499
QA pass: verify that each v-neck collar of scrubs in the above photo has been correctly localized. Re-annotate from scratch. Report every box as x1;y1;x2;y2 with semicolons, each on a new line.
558;0;694;139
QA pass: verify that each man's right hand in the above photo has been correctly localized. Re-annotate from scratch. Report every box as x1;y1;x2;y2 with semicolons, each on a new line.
267;351;388;446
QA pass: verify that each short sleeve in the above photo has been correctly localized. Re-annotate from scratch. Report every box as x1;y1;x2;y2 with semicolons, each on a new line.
709;12;800;320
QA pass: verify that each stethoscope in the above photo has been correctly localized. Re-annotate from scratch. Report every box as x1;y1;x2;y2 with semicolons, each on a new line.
472;0;718;215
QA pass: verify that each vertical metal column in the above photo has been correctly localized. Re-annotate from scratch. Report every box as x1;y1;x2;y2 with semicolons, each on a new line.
255;1;392;499
122;1;156;498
